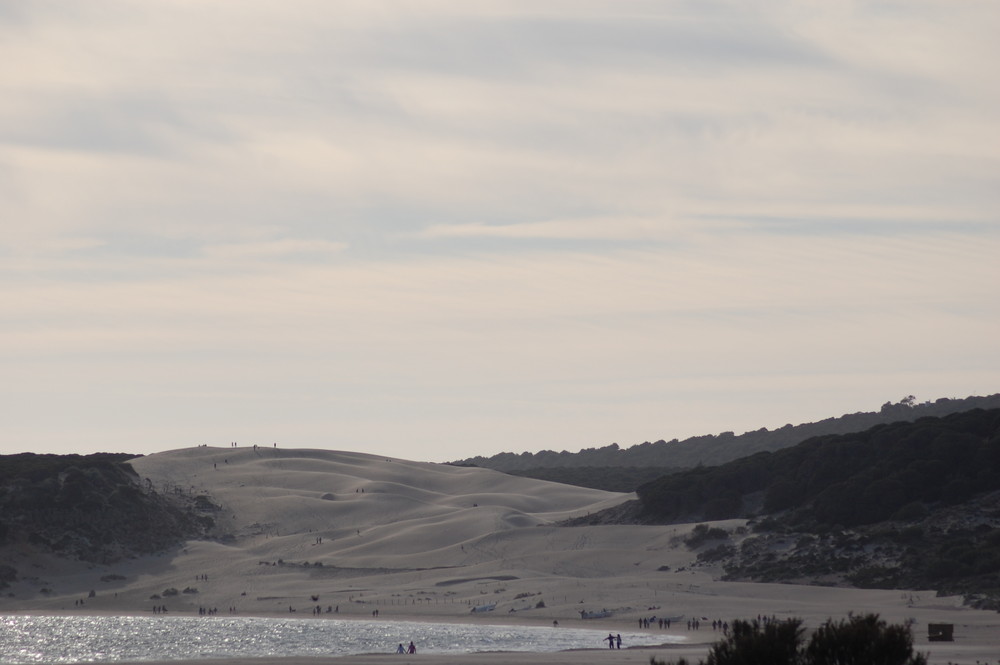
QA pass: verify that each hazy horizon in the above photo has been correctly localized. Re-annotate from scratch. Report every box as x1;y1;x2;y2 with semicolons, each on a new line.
3;2;998;461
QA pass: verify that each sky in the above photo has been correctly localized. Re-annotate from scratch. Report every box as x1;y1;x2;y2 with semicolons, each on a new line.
2;1;999;463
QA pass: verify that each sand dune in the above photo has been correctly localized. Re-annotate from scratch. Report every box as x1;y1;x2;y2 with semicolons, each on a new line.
2;446;998;664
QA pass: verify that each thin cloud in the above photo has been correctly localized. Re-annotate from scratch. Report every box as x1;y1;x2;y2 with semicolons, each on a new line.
416;217;672;241
199;239;348;261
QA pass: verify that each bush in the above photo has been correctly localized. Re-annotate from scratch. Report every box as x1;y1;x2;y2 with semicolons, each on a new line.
847;566;900;589
685;524;730;549
892;502;928;521
650;614;927;665
698;544;736;563
704;618;803;665
805;614;926;665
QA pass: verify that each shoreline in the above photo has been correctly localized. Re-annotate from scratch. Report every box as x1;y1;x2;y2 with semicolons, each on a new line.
0;607;716;639
3;610;715;665
68;643;715;665
101;648;713;665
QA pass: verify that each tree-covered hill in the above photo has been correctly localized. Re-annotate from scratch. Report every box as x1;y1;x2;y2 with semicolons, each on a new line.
495;465;679;493
634;407;1000;526
0;452;135;483
0;453;217;587
454;394;1000;478
626;408;1000;605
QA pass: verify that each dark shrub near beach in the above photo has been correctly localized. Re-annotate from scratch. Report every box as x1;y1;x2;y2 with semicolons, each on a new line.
651;613;926;665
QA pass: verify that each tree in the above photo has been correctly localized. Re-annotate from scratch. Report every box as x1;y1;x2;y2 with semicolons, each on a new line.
805;614;926;665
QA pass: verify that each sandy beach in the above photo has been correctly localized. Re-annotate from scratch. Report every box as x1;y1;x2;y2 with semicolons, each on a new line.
3;447;998;665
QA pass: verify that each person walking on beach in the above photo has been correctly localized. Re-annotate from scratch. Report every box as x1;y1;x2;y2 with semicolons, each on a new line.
396;644;405;654
605;633;615;649
616;634;622;649
407;641;416;654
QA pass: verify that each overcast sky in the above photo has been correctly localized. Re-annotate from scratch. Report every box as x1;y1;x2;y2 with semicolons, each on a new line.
2;1;998;462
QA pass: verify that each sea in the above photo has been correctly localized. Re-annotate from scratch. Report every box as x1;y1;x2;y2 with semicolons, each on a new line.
0;615;685;663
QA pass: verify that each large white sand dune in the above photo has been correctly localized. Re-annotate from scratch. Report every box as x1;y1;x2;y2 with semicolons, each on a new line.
3;446;999;664
127;446;630;570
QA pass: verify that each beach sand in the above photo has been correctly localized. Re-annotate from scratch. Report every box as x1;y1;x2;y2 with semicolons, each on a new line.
2;446;997;664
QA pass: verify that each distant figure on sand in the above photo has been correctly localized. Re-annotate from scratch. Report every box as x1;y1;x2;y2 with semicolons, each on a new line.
616;634;622;649
396;644;405;654
407;641;416;654
605;633;615;649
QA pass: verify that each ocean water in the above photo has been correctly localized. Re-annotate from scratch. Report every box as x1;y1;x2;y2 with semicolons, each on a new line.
0;615;684;663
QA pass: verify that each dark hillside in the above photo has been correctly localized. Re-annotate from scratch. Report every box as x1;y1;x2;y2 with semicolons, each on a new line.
0;452;135;482
0;453;217;588
455;394;1000;473
624;409;1000;605
635;408;1000;526
502;465;678;493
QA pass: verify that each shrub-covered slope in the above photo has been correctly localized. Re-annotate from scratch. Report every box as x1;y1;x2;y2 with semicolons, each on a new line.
630;408;1000;605
635;408;1000;527
0;453;214;574
500;465;678;493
